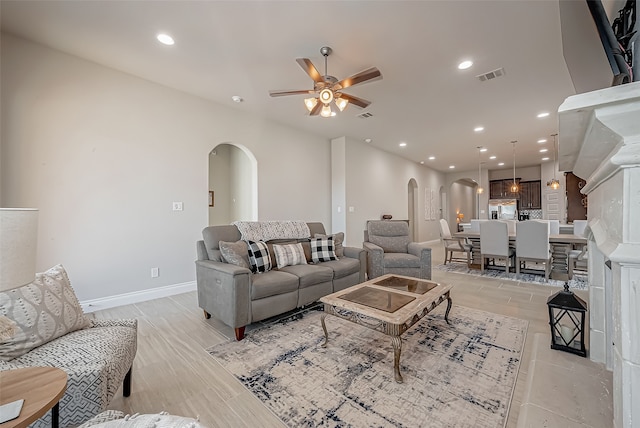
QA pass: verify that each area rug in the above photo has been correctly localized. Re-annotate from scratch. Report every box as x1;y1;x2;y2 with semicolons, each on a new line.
207;305;527;428
435;262;588;290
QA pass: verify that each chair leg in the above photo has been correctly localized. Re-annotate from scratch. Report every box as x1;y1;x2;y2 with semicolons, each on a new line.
466;251;471;267
481;256;485;273
123;366;132;397
444;248;448;264
516;257;520;274
568;257;574;280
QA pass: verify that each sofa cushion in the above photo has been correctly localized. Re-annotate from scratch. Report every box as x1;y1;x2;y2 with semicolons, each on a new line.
219;240;250;269
0;264;91;361
317;257;360;280
279;264;334;289
272;243;307;269
310;237;337;263
383;253;420;268
315;232;344;258
251;271;299;300
247;241;272;273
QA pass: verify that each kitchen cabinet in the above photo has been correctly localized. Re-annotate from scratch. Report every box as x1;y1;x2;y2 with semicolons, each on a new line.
520;180;541;209
489;179;521;199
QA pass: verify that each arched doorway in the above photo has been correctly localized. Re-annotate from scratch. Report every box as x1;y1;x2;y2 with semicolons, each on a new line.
208;143;258;225
407;179;419;241
448;178;476;230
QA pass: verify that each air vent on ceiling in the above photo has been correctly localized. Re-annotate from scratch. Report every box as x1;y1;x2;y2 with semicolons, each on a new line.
357;112;374;119
476;67;505;82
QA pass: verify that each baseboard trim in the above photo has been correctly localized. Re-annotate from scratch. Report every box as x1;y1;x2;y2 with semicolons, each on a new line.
80;281;197;313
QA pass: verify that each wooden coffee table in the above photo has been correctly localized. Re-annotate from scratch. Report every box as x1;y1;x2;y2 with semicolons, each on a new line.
320;274;452;383
0;367;67;428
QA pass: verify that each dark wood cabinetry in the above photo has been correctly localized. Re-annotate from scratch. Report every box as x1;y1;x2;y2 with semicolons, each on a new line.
489;178;521;199
519;181;541;209
489;179;541;208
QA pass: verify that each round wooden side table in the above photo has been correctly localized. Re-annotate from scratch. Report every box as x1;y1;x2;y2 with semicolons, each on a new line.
0;367;67;428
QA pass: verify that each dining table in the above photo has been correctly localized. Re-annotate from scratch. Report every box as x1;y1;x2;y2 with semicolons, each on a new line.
453;231;587;280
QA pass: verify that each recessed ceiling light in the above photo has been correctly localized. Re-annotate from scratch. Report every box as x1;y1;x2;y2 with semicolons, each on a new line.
399;142;407;147
420;161;425;164
489;155;497;160
364;138;372;143
458;60;473;70
231;95;243;103
537;138;547;143
542;157;550;161
156;33;175;45
474;126;484;132
449;165;455;169
428;156;435;160
479;148;488;152
537;112;550;118
539;148;548;153
498;162;505;166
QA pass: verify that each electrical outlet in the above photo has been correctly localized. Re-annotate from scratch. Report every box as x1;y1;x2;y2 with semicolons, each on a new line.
172;202;183;211
348;206;355;213
151;267;159;278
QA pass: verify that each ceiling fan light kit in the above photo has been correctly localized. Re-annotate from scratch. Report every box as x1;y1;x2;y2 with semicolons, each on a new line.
269;46;382;117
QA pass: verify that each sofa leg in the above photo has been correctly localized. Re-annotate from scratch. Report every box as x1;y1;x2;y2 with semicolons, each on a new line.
123;366;132;397
203;310;211;319
234;327;246;341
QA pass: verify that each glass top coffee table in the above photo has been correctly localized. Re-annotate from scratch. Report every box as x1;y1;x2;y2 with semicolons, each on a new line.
319;274;452;383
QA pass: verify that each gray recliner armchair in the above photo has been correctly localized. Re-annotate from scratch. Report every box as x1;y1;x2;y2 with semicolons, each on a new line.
363;221;432;280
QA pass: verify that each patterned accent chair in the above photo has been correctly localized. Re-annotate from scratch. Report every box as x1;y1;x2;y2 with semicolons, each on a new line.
363;221;431;280
0;264;137;428
0;319;137;428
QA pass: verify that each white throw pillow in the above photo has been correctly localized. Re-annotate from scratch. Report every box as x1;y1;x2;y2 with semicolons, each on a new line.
272;243;307;269
0;264;90;361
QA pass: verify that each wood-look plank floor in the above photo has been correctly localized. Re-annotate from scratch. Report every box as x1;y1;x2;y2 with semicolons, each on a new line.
96;242;597;428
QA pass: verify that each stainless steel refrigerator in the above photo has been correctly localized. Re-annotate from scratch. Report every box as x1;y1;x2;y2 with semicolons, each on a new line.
488;199;518;220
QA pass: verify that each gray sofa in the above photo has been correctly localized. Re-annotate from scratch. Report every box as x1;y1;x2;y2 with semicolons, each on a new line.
195;222;365;340
363;220;432;280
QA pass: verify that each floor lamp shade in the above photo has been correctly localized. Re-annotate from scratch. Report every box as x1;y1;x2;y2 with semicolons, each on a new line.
0;208;38;291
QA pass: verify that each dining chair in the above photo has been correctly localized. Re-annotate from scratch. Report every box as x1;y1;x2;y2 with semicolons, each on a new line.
537;219;559;234
470;219;489;232
516;220;551;279
438;219;472;267
568;220;589;279
504;219;517;235
480;221;514;273
573;220;588;236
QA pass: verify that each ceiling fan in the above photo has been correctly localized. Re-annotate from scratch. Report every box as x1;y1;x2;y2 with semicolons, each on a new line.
269;46;382;117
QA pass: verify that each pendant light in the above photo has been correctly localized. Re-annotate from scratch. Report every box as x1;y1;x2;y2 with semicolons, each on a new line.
510;141;519;193
476;146;484;194
547;133;560;190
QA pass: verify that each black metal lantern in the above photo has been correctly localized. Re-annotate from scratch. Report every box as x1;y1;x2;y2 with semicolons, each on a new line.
547;282;587;357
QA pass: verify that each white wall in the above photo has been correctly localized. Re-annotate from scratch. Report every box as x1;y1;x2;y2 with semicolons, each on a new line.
208;144;231;225
489;165;541;181
229;145;253;221
0;34;331;301
341;138;445;246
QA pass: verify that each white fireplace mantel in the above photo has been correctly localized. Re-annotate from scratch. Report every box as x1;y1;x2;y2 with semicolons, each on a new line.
558;81;640;428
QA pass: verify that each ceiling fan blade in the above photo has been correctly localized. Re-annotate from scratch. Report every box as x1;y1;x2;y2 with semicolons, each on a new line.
334;67;382;90
309;101;322;116
339;93;371;109
296;58;324;83
269;89;315;97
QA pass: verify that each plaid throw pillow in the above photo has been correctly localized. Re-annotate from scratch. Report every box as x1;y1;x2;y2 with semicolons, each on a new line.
310;236;337;263
247;240;272;273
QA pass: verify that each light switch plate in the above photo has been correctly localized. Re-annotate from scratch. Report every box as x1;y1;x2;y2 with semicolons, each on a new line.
172;202;183;211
